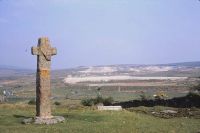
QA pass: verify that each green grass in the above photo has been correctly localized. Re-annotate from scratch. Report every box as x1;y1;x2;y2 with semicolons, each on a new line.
0;104;199;133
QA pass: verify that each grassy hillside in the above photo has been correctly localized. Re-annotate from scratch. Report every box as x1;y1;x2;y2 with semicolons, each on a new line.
0;104;199;133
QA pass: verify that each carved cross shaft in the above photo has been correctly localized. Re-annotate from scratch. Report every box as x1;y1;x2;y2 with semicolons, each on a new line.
31;37;57;118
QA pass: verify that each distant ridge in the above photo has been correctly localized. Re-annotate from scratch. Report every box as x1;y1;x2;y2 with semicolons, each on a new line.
1;61;200;71
76;61;200;68
0;65;31;70
0;65;34;77
1;61;200;78
165;61;200;67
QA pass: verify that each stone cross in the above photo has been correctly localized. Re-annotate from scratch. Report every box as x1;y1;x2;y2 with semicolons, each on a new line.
31;37;57;118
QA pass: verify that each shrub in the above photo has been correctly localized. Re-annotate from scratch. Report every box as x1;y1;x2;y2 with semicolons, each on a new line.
54;101;61;106
189;83;200;95
81;96;114;106
28;99;36;105
103;97;114;106
154;91;168;100
93;96;104;105
81;98;94;106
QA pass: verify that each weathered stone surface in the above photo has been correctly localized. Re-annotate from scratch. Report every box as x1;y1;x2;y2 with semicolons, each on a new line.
29;37;64;124
22;116;65;125
34;116;65;125
97;106;122;111
32;37;57;118
161;110;177;114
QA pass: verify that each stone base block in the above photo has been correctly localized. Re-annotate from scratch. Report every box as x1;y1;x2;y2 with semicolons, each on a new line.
22;116;65;125
97;106;122;111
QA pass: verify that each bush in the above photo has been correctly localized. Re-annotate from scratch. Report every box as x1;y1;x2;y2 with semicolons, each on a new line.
81;98;94;106
81;96;114;106
103;97;114;106
28;99;36;105
54;101;61;106
93;96;104;105
190;83;200;95
154;91;168;100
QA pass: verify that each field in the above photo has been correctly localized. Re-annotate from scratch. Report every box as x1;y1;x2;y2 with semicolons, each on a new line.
0;104;200;133
0;64;200;133
0;68;198;101
0;74;198;102
1;64;200;103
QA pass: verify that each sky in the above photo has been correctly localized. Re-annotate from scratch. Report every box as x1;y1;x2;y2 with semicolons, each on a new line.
0;0;200;69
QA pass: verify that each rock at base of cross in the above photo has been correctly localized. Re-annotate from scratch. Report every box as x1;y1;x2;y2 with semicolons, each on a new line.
22;116;65;125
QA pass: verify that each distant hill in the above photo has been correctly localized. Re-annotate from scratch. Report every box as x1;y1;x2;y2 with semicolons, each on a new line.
0;65;34;70
160;61;200;67
66;61;200;78
1;61;200;78
0;65;33;77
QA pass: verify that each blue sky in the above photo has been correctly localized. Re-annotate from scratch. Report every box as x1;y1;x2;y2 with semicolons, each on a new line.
0;0;200;69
